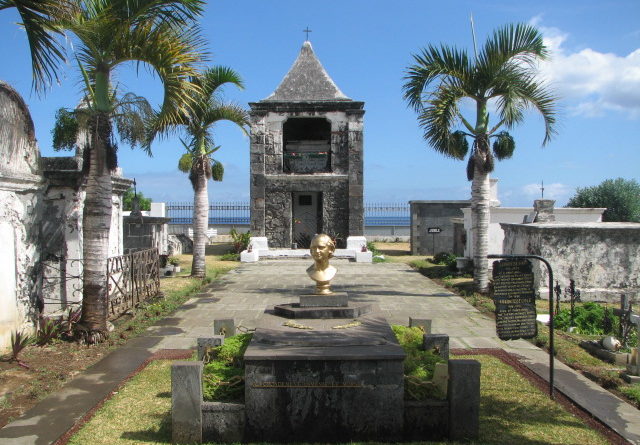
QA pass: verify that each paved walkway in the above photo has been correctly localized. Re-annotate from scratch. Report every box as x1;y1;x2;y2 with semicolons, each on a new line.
1;260;639;444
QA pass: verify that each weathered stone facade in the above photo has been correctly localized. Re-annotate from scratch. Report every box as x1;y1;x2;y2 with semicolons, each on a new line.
249;42;364;247
501;222;640;302
0;81;130;349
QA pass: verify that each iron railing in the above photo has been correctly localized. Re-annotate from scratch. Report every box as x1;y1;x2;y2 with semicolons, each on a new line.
106;248;160;318
166;201;409;226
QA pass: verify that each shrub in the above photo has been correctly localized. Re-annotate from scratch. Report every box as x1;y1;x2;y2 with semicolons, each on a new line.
566;178;640;222
432;252;457;271
230;228;251;253
620;384;640;408
167;256;180;266
10;331;31;367
36;317;62;346
554;302;618;335
220;252;240;261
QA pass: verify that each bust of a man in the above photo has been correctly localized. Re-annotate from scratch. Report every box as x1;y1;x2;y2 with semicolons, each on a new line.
306;234;337;294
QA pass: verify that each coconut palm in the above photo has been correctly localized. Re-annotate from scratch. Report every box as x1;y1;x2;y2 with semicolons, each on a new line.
54;0;204;343
172;66;248;278
0;0;72;92
403;23;557;292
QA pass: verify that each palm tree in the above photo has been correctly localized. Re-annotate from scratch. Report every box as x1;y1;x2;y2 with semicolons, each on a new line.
173;66;248;278
55;0;204;343
0;0;71;92
403;23;557;293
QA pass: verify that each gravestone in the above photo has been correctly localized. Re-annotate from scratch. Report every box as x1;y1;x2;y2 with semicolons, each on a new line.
492;259;537;340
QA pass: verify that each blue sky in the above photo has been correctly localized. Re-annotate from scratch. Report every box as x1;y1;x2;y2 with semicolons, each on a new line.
1;0;638;206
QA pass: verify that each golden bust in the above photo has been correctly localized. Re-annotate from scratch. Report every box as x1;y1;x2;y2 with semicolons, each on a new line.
306;234;337;294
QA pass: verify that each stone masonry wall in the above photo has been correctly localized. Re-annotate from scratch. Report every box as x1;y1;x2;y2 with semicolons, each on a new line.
250;103;364;247
410;201;470;255
501;222;640;302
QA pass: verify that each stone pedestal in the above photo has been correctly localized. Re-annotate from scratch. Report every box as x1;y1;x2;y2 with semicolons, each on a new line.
244;315;405;442
300;292;348;307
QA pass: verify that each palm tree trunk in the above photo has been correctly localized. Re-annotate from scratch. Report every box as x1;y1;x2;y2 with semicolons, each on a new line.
471;166;490;293
78;112;112;342
191;169;208;278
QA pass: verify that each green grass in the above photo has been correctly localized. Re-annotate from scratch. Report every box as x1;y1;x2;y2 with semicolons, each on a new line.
620;383;640;408
68;353;608;445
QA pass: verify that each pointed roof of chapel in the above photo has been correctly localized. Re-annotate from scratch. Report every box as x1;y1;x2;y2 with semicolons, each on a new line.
262;41;351;102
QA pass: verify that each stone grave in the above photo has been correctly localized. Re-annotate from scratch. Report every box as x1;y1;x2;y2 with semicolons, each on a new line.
171;234;480;443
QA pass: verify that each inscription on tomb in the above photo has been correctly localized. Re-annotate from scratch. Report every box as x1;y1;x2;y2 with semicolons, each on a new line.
492;259;537;340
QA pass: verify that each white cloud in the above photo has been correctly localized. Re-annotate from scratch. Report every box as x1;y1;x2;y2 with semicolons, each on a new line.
532;19;640;118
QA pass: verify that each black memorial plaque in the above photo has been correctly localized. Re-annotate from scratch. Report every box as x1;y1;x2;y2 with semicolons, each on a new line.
492;259;537;340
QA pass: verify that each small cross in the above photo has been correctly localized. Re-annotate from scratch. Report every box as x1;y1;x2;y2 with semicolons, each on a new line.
303;27;312;41
541;180;544;199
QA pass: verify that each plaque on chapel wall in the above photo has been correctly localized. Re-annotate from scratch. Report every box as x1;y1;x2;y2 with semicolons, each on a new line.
492;259;537;340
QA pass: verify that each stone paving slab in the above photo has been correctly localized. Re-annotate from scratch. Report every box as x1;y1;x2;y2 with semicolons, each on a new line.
2;260;639;444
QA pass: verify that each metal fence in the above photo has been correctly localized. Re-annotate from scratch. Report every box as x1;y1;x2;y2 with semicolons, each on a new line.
107;248;160;318
166;201;409;226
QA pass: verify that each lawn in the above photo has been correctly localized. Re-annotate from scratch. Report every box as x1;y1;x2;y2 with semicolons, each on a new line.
67;354;609;445
370;242;638;413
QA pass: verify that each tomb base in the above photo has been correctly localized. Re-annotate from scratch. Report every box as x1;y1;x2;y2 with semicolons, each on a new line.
244;315;405;442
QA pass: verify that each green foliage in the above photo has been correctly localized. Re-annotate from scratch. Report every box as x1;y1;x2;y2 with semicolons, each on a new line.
52;108;79;151
448;130;469;160
122;187;151;211
167;256;180;266
620;384;640;408
220;252;240;261
10;331;31;362
177;152;193;173
229;228;251;253
211;159;224;182
492;131;516;160
392;325;446;400
554;302;618;335
36;317;62;346
432;252;457;267
202;333;253;402
366;241;380;255
567;178;640;222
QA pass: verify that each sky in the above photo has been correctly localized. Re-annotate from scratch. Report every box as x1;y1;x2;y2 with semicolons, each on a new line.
1;0;639;206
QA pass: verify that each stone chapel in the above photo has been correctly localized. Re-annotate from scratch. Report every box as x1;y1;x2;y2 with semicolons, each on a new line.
249;41;365;248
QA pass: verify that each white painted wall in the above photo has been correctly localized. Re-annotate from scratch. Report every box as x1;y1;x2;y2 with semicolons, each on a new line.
463;206;606;258
0;222;20;349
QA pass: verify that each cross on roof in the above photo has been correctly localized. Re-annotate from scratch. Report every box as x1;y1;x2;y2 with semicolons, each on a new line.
303;27;312;41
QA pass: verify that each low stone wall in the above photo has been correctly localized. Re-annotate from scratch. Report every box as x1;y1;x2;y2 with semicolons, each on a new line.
171;333;480;443
501;222;640;302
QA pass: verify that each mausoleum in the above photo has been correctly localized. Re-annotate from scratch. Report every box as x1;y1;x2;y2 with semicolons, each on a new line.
248;41;365;248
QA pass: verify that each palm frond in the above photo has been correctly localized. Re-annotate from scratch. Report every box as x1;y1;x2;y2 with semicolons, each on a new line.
416;83;468;158
478;23;548;78
5;0;72;93
402;44;472;111
197;65;244;99
113;92;153;151
115;21;206;142
200;103;249;135
110;0;204;28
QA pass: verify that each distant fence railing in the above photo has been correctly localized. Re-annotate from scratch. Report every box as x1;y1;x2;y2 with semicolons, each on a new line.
166;201;409;226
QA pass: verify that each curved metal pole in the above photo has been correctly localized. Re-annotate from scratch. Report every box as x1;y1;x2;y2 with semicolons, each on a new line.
488;254;555;399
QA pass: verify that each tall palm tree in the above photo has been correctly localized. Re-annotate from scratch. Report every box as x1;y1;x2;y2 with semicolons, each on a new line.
403;23;557;293
173;66;248;278
0;0;71;92
55;0;204;343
